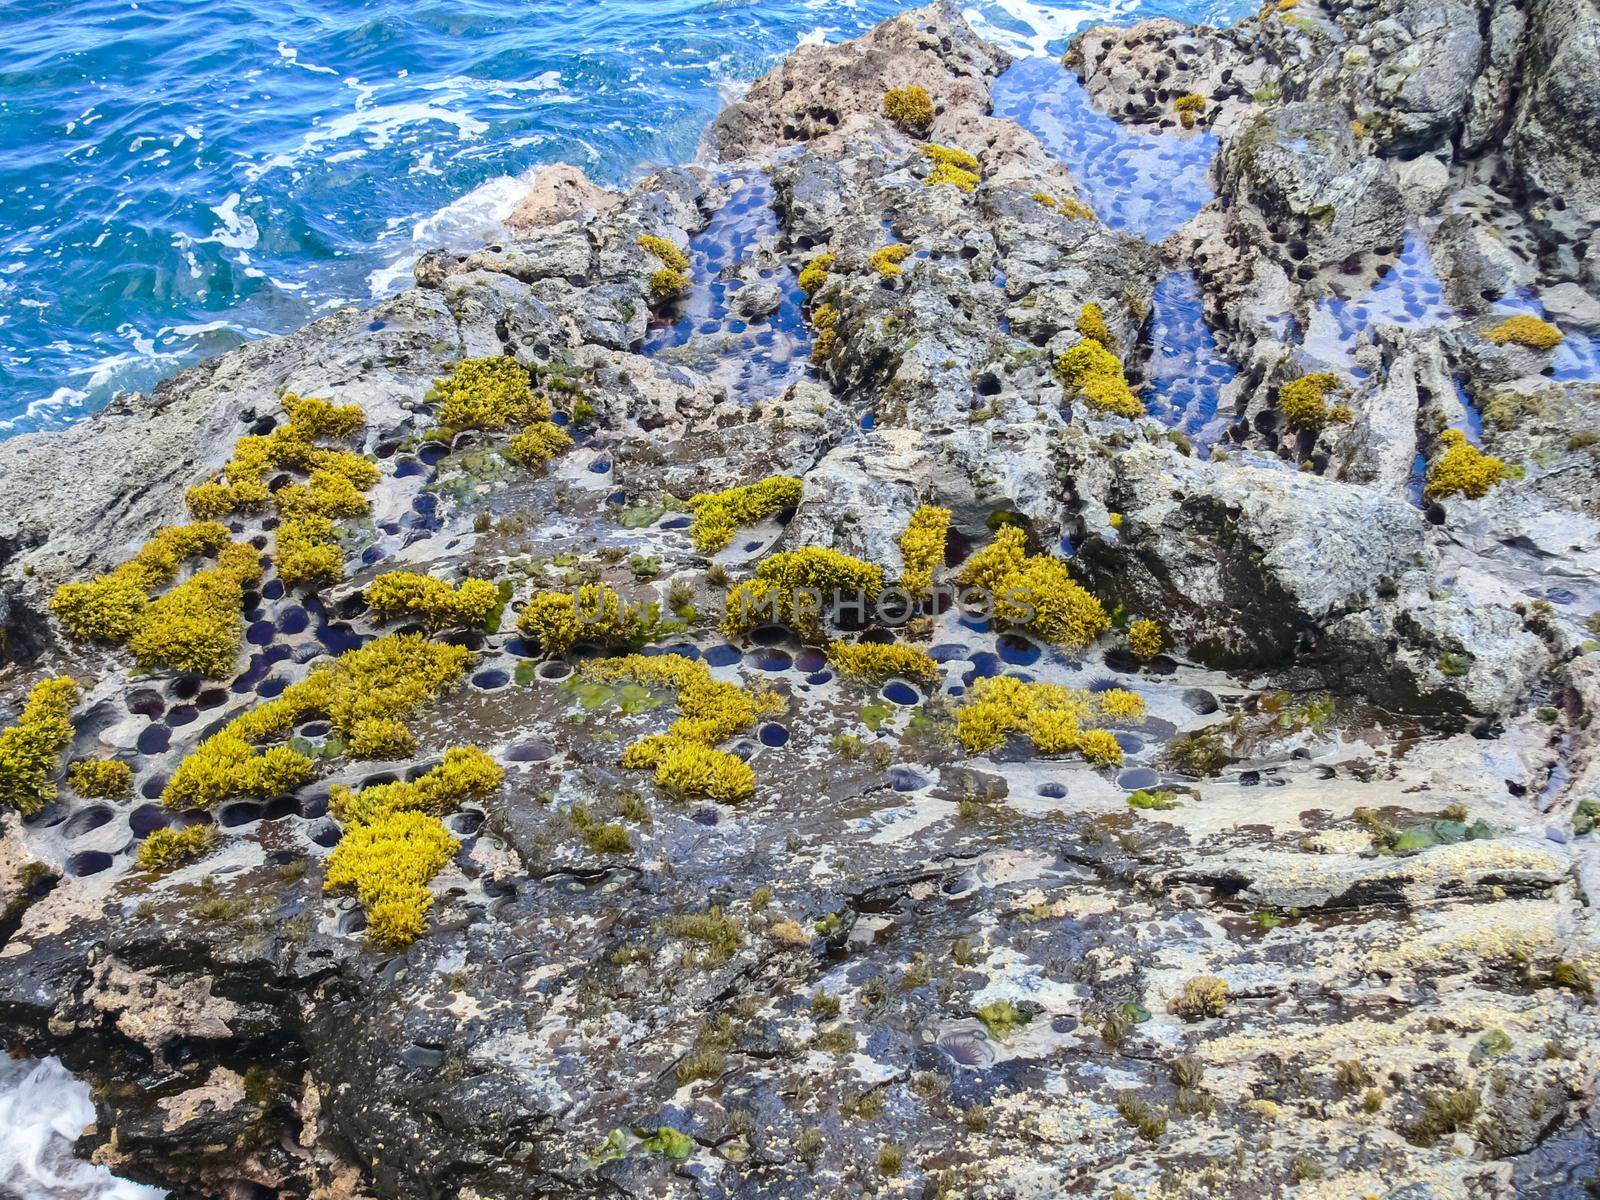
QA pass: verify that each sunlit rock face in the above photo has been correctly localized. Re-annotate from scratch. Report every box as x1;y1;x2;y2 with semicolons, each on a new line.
1;2;1599;1198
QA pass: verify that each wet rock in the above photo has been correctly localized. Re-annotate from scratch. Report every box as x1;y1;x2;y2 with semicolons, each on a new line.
504;164;620;232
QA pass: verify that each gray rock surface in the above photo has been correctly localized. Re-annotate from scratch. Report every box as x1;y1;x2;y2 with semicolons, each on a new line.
1;3;1599;1199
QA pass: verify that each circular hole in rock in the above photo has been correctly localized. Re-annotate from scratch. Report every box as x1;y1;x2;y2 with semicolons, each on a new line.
1038;781;1067;799
506;741;553;762
309;822;342;848
758;723;789;748
127;688;165;718
1182;688;1219;715
449;810;485;836
1118;767;1161;790
535;661;573;682
889;767;926;792
747;648;792;672
472;669;509;690
129;805;172;836
219;802;265;828
166;705;198;728
881;679;921;706
138;725;171;755
65;851;114;877
64;805;116;838
1114;732;1144;755
141;774;169;800
996;634;1041;666
169;676;201;701
702;644;742;668
196;687;228;710
263;795;302;821
750;625;790;647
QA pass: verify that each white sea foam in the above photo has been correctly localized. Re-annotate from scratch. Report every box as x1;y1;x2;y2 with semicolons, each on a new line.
203;193;260;251
366;170;532;297
0;1057;164;1200
964;0;1126;56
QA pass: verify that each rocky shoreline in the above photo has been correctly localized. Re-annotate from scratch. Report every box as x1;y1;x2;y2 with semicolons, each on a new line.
0;1;1597;1196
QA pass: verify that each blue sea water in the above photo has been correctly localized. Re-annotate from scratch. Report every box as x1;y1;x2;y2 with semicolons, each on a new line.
0;0;1257;437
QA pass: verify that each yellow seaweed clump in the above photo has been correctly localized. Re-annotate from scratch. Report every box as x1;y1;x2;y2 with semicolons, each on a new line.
956;526;1110;648
428;356;572;471
922;144;980;192
869;244;914;278
68;758;133;798
506;421;573;465
952;676;1134;767
1174;92;1207;128
882;84;934;134
1424;429;1513;502
184;393;376;589
723;547;885;640
828;641;940;685
1077;302;1114;348
516;583;649;656
1483;315;1563;351
325;809;461;948
585;654;778;803
1128;618;1164;658
126;542;263;677
639;234;691;299
328;746;503;828
52;522;262;678
1055;337;1143;419
431;356;551;435
1277;372;1344;428
0;677;80;816
364;571;500;632
899;504;950;595
323;748;499;947
798;252;835;297
161;633;469;810
136;824;218;872
687;476;804;554
809;303;840;364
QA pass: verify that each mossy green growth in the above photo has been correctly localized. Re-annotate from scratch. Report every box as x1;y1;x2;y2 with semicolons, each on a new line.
828;641;940;685
1168;975;1229;1020
882;84;934;134
899;504;950;595
584;654;779;802
364;571;500;631
1425;429;1513;501
922;144;980;192
1277;372;1344;428
162;633;469;810
1055;337;1143;418
667;905;743;967
955;526;1110;647
953;675;1139;767
686;476;803;554
0;677;80;816
1127;788;1179;810
797;252;835;296
869;244;914;278
516;583;656;656
1483;314;1563;351
67;759;132;798
136;824;219;871
975;999;1030;1041
723;546;885;641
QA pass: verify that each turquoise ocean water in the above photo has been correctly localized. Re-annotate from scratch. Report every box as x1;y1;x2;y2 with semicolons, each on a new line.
0;0;1250;435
